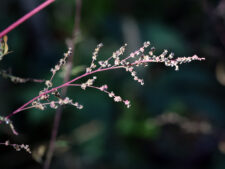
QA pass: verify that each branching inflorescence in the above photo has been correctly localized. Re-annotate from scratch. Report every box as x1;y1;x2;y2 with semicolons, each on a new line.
0;42;204;132
0;140;31;154
0;42;204;154
0;0;205;157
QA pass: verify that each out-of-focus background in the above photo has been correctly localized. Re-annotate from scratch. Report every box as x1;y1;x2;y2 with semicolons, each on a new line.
0;0;225;169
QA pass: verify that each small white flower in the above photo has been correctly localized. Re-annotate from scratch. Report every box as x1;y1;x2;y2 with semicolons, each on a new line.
63;97;71;104
130;53;135;58
114;59;120;65
86;67;92;73
109;92;115;97
45;80;52;88
114;96;122;102
124;100;131;108
81;83;87;90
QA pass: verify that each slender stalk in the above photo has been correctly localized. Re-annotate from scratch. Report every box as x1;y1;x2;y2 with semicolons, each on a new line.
2;53;205;122
4;55;201;120
43;0;82;168
0;0;54;38
5;66;122;120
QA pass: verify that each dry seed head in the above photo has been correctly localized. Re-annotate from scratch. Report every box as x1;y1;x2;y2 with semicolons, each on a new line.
2;140;31;154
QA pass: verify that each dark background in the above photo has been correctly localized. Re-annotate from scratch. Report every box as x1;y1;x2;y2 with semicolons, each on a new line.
0;0;225;169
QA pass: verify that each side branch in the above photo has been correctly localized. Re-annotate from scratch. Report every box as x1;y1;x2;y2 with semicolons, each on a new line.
4;66;122;120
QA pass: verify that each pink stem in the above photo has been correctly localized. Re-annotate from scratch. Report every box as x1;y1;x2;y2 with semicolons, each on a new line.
2;59;178;120
3;56;205;121
5;66;122;120
0;0;55;38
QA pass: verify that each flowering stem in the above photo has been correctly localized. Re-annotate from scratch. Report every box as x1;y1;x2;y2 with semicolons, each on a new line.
4;65;122;120
0;0;54;38
2;53;204;121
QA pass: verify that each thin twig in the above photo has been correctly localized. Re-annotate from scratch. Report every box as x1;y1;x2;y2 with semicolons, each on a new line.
43;0;82;168
0;0;54;38
4;65;122;120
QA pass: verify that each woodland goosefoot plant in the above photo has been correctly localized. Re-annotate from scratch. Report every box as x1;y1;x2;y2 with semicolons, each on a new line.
0;0;205;156
0;41;205;140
